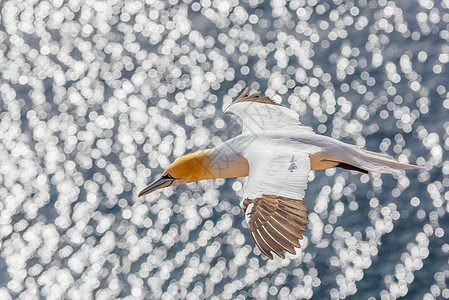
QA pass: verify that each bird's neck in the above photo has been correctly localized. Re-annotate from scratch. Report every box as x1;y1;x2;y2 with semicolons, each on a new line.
171;148;249;184
206;147;249;180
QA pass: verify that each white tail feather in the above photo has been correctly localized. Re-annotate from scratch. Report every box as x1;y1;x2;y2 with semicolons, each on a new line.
346;147;420;174
316;138;422;174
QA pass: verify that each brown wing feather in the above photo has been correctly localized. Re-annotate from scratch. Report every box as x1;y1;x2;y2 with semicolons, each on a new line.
242;194;309;259
230;87;284;107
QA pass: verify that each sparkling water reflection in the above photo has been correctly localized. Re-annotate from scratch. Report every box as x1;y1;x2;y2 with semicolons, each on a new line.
0;0;448;299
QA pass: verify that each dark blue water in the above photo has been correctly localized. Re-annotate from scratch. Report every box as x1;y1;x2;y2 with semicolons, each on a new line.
0;0;448;298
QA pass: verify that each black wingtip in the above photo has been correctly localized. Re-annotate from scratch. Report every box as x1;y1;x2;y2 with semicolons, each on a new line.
336;162;369;174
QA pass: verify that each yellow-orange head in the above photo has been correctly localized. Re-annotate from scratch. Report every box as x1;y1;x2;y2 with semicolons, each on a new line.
138;149;249;197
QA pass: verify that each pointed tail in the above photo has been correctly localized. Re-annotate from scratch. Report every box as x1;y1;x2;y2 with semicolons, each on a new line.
340;147;422;174
317;138;422;174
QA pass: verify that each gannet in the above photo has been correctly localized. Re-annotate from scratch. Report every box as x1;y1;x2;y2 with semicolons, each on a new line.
138;88;420;259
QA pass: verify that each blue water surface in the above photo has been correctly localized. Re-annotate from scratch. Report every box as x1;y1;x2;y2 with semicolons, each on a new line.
0;0;448;299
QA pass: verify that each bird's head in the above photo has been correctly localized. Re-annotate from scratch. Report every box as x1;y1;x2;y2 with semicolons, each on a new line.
138;150;216;197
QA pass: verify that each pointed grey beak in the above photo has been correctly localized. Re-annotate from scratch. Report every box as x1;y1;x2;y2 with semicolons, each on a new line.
138;174;175;197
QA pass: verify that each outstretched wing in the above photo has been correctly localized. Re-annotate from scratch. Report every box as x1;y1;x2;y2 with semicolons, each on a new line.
241;145;312;259
224;88;313;135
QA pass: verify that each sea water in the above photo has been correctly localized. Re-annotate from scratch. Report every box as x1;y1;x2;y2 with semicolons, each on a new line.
0;0;447;299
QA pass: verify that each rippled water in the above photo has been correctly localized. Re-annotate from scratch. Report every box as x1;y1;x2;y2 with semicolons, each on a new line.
0;0;448;299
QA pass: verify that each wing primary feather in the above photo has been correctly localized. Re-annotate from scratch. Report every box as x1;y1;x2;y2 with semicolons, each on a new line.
272;211;306;239
259;226;285;259
276;207;309;228
252;231;272;259
269;216;302;248
257;228;282;258
230;88;284;107
264;220;296;254
268;220;301;249
277;198;308;212
254;229;274;259
250;231;272;259
277;202;308;218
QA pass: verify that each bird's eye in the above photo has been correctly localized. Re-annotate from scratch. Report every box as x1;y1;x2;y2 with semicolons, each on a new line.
164;173;175;179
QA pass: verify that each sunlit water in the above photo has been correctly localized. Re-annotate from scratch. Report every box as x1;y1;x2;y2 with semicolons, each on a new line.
0;0;448;299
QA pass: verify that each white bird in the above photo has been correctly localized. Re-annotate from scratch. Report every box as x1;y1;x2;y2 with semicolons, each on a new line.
139;88;420;259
